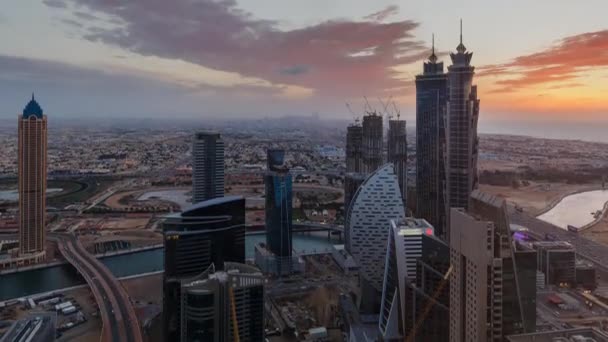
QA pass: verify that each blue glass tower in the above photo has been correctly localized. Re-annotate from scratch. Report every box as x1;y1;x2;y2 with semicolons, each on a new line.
264;149;293;258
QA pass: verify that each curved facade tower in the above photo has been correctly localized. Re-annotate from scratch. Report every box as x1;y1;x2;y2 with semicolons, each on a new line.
346;164;405;296
18;94;47;258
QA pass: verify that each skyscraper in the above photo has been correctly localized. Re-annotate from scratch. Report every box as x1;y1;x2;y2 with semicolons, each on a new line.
379;218;434;341
362;113;383;174
446;21;480;219
163;196;246;341
265;149;292;258
179;262;264;342
415;36;449;239
192;132;225;204
449;191;535;342
346;122;364;173
18;94;47;259
387;119;407;208
346;163;405;312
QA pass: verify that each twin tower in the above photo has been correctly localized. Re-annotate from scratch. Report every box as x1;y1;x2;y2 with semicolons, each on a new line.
415;24;480;241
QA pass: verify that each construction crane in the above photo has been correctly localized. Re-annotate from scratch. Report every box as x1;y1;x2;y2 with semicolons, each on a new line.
345;102;360;125
405;265;453;342
378;96;393;120
392;101;401;121
229;286;241;342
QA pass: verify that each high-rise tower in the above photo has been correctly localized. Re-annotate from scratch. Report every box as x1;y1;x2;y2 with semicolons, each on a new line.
265;149;293;258
387;119;407;208
415;35;449;239
346;164;405;312
18;94;47;258
362;113;383;174
446;21;480;223
163;196;246;341
449;191;535;342
344;121;365;218
192;132;225;204
179;262;264;342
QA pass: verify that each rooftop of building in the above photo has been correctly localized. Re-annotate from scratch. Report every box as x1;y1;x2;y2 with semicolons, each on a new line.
164;195;244;219
22;94;44;119
533;241;575;250
1;312;56;342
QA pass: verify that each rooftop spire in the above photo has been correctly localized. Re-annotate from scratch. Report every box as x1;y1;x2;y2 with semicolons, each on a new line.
456;18;467;53
32;92;35;101
429;33;438;63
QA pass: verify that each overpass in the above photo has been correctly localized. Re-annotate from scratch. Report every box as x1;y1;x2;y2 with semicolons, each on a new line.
246;222;344;234
52;233;142;342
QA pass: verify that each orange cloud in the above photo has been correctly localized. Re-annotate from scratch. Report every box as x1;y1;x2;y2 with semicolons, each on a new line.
479;30;608;93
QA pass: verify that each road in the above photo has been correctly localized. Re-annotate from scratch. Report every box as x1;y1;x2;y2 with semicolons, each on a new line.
52;233;143;342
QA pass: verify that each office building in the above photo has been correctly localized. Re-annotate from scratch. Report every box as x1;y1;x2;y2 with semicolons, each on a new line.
179;262;264;342
379;218;434;341
533;241;576;286
18;94;48;261
346;123;364;173
576;259;597;290
405;231;450;342
346;164;405;312
449;190;535;342
0;312;56;342
387;119;407;208
265;149;293;258
506;328;608;342
362;113;383;174
446;22;480;216
163;196;246;341
415;37;449;239
192;132;224;203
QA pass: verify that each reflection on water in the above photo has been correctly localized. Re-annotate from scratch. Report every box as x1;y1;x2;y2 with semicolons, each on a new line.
0;188;62;202
537;189;608;229
0;232;339;301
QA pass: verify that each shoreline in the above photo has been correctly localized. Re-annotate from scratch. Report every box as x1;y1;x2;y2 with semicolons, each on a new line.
534;185;608;231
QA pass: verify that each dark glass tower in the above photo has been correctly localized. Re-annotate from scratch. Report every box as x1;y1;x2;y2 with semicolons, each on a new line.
362;113;383;174
180;263;264;342
446;22;480;223
415;37;449;239
345;123;364;173
387;119;407;207
192;132;225;204
162;196;245;341
265;149;293;258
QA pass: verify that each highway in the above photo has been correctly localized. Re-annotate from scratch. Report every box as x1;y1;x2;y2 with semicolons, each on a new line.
52;233;143;342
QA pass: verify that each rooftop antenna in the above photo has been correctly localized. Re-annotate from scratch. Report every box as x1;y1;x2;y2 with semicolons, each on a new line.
460;18;463;45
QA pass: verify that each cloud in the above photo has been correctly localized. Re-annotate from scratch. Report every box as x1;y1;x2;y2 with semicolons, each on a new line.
279;65;310;76
43;0;427;98
364;5;399;22
480;30;608;92
0;54;318;119
43;0;68;9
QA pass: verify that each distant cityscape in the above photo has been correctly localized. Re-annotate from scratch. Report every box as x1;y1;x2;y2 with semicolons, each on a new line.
3;24;608;342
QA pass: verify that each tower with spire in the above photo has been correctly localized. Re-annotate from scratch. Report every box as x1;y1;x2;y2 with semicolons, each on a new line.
18;93;48;261
415;34;449;239
445;19;481;232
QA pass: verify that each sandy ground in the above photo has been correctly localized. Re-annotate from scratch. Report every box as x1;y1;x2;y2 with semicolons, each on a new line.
479;182;598;216
583;215;608;245
478;159;526;172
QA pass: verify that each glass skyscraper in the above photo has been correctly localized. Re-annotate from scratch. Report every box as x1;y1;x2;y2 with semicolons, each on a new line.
162;196;245;341
264;149;293;258
415;39;449;239
192;132;225;204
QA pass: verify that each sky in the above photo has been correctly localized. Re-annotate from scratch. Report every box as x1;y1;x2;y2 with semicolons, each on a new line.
1;0;608;129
